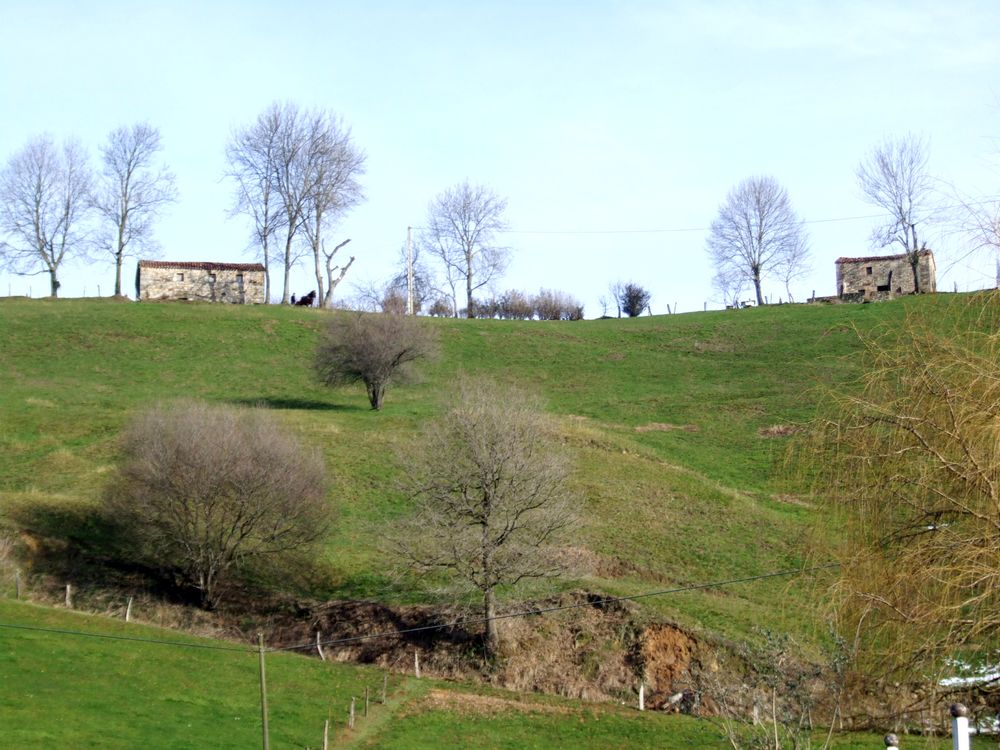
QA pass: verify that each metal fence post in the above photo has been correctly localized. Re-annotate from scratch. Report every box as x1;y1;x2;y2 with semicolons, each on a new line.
951;703;970;750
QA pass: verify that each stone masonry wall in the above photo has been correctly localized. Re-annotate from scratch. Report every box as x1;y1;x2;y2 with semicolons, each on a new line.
137;262;266;304
836;251;936;299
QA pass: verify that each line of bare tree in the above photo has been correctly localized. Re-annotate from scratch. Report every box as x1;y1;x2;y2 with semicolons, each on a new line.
225;102;366;307
0;124;176;297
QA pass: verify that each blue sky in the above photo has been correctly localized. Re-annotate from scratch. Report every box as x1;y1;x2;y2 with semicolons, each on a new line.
1;1;998;313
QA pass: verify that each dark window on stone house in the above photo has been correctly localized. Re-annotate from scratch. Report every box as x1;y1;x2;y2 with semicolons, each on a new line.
866;267;873;275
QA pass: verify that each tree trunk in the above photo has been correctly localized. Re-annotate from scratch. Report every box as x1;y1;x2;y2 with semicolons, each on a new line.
367;381;384;410
753;276;763;306
114;253;123;296
281;246;292;304
262;260;270;304
483;586;499;659
49;269;60;297
910;256;921;294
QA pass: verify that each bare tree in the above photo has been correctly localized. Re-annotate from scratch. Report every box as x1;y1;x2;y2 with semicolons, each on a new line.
353;244;437;314
225;106;287;302
300;112;365;308
393;377;576;659
314;311;436;410
807;293;1000;682
0;135;92;297
608;281;624;318
856;133;935;293
93;123;177;296
706;175;809;306
228;104;365;306
424;181;510;318
103;401;330;608
712;264;747;308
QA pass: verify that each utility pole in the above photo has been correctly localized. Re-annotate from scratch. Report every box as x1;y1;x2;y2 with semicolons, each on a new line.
406;226;414;315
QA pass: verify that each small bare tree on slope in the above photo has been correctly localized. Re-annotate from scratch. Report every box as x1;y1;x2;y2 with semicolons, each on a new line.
393;377;576;659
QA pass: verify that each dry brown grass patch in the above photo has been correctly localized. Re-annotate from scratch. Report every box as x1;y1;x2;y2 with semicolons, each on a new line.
635;423;699;433
416;688;573;717
757;424;800;438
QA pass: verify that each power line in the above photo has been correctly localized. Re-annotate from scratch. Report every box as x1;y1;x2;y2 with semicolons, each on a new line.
409;196;1000;237
496;215;886;235
0;620;252;653
275;562;841;653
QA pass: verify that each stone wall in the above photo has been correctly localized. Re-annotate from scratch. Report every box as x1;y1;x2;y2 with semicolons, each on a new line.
136;261;266;304
835;250;936;299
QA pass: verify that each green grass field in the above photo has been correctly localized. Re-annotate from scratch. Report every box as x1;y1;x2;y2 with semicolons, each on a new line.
0;296;895;641
0;294;976;747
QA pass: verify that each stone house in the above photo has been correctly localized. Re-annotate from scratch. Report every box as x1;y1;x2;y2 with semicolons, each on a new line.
835;250;936;300
135;261;266;304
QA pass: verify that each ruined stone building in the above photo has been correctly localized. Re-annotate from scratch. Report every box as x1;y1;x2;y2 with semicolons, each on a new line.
835;250;936;300
135;261;266;304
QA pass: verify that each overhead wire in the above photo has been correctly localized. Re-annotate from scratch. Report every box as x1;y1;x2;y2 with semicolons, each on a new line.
409;196;1000;237
0;620;252;652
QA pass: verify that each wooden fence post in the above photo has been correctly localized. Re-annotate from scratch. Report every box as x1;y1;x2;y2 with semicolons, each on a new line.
258;633;270;750
365;687;369;717
951;703;970;750
884;732;899;748
322;719;329;750
65;584;72;608
414;651;421;679
14;569;21;600
381;673;388;704
638;682;644;712
125;596;133;622
349;697;356;729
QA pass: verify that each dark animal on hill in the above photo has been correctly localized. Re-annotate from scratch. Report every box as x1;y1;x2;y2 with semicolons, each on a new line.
295;291;316;307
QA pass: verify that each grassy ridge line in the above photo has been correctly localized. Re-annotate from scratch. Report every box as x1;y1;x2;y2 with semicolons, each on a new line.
0;297;912;646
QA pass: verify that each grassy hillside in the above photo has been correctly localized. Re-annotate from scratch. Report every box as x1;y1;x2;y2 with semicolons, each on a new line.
0;599;964;749
0;296;918;645
2;294;984;747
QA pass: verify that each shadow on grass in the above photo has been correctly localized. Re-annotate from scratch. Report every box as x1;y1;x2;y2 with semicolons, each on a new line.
230;397;364;412
9;502;203;606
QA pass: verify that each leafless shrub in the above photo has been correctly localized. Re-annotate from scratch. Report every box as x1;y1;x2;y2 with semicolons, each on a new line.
103;401;330;608
534;288;584;320
315;311;436;410
498;289;534;320
427;297;453;317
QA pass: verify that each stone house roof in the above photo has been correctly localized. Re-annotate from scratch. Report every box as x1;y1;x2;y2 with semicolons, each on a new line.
835;249;933;264
137;260;265;272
